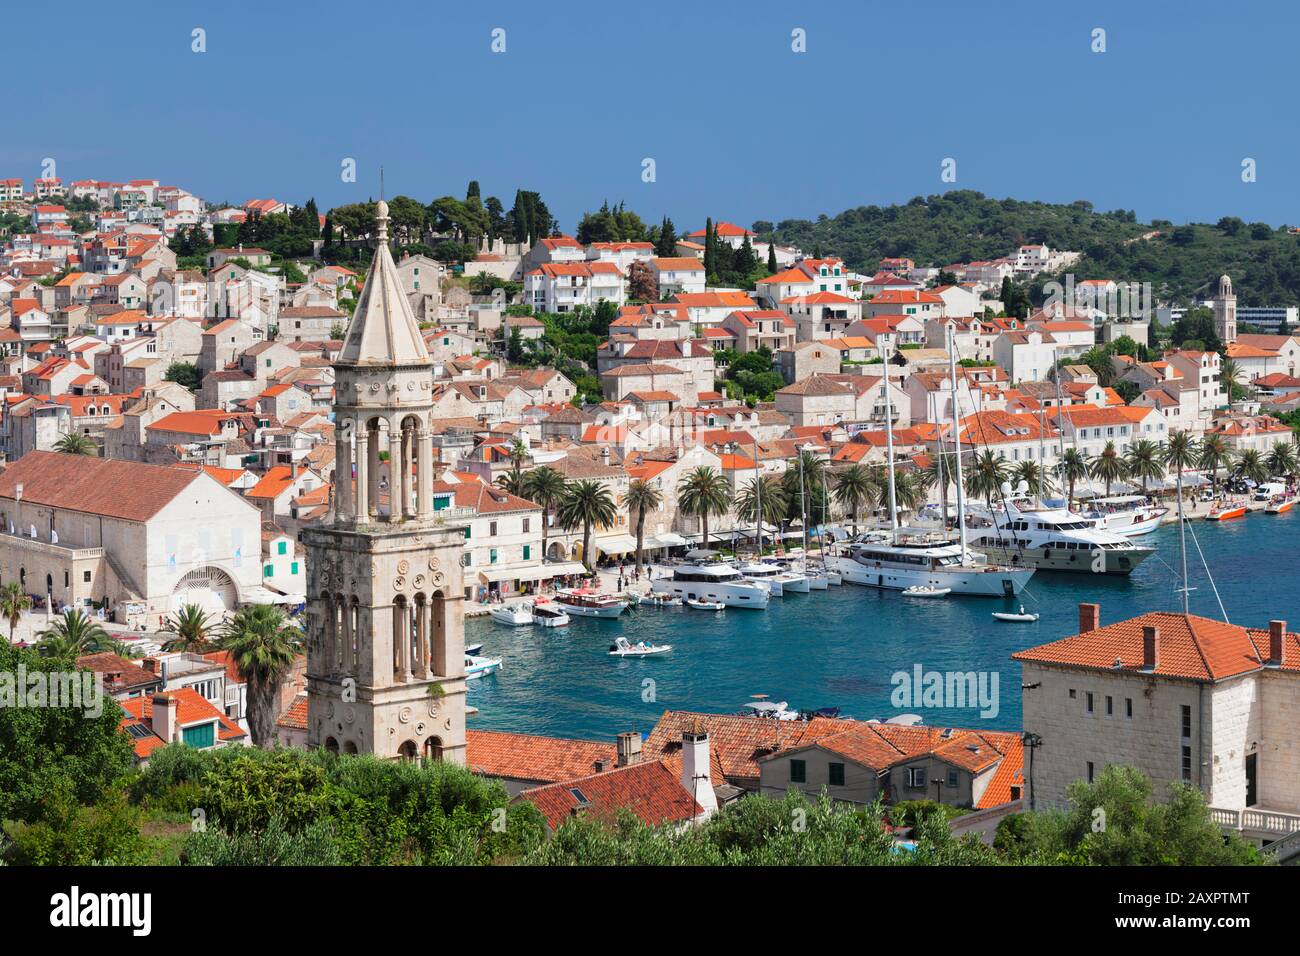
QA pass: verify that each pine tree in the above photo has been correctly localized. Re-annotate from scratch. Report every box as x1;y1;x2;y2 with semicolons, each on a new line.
657;216;677;257
735;234;757;276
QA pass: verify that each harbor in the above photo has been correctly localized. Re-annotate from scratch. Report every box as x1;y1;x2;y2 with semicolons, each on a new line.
464;508;1300;740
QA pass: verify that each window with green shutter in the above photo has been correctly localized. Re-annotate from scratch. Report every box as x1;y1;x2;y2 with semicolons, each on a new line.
789;759;806;783
277;541;287;555
264;564;273;577
182;722;216;748
523;545;530;561
828;762;845;786
464;527;471;539
291;562;299;575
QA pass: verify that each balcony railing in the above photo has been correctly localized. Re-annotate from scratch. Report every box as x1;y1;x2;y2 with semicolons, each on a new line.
1210;805;1300;837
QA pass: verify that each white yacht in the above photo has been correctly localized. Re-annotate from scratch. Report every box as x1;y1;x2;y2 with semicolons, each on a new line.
966;499;1155;575
1082;495;1169;537
527;598;570;627
488;602;534;626
661;563;770;608
828;531;1035;597
736;561;805;596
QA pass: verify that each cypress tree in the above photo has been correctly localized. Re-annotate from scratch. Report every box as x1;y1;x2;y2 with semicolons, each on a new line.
767;241;778;273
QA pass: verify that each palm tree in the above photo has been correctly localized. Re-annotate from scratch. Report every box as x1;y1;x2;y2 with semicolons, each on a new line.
1089;441;1130;497
37;609;109;660
555;479;618;571
163;603;216;652
1198;433;1230;497
892;469;925;515
1057;447;1090;511
921;451;958;526
621;479;662;576
1124;439;1165;494
0;582;31;644
676;466;732;551
967;450;1010;507
1220;356;1241;413
54;432;97;456
522;466;566;560
103;638;144;659
1266;441;1299;479
831;465;878;535
500;438;528;494
1234;448;1270;487
1012;459;1056;499
495;470;527;496
734;475;788;549
220;604;303;747
1163;430;1199;476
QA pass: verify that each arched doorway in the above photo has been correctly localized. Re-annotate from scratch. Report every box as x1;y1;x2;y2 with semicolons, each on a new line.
397;740;418;760
344;741;358;755
171;566;239;615
423;736;443;760
324;737;339;754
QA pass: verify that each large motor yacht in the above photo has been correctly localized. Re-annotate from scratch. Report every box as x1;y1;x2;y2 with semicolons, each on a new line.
660;563;770;608
966;499;1155;575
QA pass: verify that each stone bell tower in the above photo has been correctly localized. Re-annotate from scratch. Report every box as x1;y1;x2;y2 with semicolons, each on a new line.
304;200;468;763
1212;273;1237;344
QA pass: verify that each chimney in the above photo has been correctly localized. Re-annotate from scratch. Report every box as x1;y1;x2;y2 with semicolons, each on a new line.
593;758;610;773
616;731;642;767
151;692;180;743
681;726;717;819
1079;602;1100;634
1269;620;1286;666
601;446;610;463
290;457;299;479
1142;625;1159;671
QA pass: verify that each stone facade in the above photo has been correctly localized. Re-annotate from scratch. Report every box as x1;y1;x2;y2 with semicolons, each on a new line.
304;201;469;764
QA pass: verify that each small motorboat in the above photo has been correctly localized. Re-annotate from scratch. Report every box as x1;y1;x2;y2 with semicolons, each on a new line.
464;643;483;656
1266;496;1297;514
608;636;672;657
636;591;682;607
902;585;951;598
528;598;570;627
465;653;503;679
740;700;800;721
992;605;1039;623
686;598;725;611
487;602;534;626
1207;502;1248;521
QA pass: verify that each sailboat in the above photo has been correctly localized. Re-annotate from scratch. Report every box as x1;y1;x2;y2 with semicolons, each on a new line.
828;330;1036;596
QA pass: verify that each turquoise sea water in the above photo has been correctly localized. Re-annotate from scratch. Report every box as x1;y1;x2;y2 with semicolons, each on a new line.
465;512;1300;742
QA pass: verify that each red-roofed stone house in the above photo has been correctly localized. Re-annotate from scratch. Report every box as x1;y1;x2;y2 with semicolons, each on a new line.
1015;602;1300;842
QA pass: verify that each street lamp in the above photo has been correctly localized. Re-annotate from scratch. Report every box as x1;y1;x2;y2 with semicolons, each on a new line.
1021;731;1043;810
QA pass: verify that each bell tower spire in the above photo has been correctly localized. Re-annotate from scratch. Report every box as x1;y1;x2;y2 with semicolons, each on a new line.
304;195;467;764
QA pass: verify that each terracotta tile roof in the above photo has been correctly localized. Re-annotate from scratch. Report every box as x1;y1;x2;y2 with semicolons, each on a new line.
276;692;308;731
1012;610;1300;680
0;450;203;522
76;653;162;694
467;729;618;782
642;711;846;786
119;687;246;758
518;759;701;830
976;736;1025;808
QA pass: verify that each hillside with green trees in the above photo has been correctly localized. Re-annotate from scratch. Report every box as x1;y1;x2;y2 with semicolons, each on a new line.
762;190;1300;307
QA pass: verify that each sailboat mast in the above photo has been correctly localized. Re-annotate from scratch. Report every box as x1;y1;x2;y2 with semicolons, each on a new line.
798;445;809;555
879;337;899;534
946;327;970;560
754;435;763;557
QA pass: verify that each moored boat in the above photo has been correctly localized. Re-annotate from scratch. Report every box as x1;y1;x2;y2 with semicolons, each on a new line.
465;653;503;679
992;606;1039;623
554;587;627;618
487;602;534;626
661;562;770;608
1266;496;1296;514
686;598;725;611
1207;502;1248;521
902;585;950;598
528;598;570;627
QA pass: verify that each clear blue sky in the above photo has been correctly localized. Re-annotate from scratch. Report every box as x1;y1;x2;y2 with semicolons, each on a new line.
9;0;1296;231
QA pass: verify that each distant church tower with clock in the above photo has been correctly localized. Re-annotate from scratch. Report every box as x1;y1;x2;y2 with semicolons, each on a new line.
304;200;468;763
1212;273;1237;343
